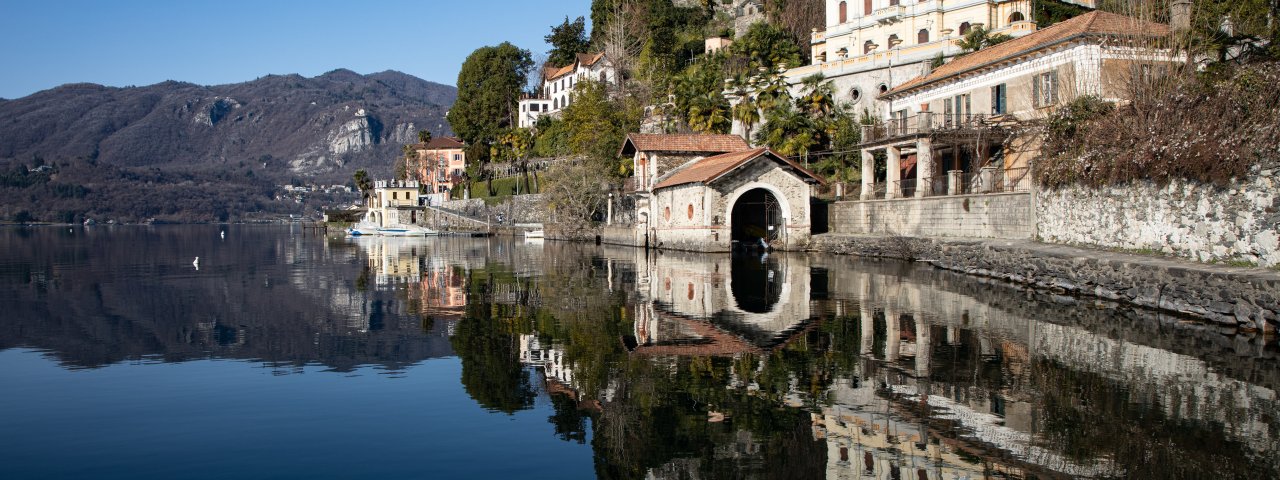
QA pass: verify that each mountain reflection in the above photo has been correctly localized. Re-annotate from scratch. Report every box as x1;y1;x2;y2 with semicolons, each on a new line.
1;226;1278;479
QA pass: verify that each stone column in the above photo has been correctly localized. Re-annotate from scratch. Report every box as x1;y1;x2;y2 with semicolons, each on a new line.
979;166;997;193
915;137;934;197
860;150;876;200
915;316;931;378
859;274;874;356
885;304;900;362
947;170;963;195
885;146;902;200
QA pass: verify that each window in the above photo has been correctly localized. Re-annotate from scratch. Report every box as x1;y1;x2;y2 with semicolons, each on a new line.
863;40;875;54
392;192;398;200
889;0;898;5
878;83;888;94
1033;71;1059;108
888;34;899;48
918;28;929;44
839;1;847;23
1009;12;1025;23
863;0;872;16
599;72;606;83
959;22;971;35
850;88;861;101
991;83;1007;114
954;93;971;123
664;207;671;221
687;204;694;220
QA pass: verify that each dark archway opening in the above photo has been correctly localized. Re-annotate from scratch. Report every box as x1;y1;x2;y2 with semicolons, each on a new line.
731;188;782;246
731;254;782;314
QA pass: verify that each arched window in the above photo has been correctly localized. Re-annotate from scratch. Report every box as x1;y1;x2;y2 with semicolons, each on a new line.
839;1;847;23
864;40;875;54
959;22;971;35
1008;12;1025;23
918;29;929;44
863;0;872;16
687;204;694;220
888;34;899;48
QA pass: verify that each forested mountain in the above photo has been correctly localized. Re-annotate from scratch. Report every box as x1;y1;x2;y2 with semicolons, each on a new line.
0;70;455;223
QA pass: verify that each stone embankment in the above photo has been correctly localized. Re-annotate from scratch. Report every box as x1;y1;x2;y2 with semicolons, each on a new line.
809;234;1280;334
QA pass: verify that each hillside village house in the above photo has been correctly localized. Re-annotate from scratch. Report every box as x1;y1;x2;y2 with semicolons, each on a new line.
774;0;1047;124
859;10;1173;200
518;52;617;129
409;137;466;203
617;133;824;251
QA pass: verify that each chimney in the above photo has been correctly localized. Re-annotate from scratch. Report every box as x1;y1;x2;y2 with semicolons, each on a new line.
1170;0;1193;32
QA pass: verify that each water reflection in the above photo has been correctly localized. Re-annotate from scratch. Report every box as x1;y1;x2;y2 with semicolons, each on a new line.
1;227;1277;479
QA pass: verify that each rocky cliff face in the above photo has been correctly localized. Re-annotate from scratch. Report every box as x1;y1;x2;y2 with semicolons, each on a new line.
0;69;455;183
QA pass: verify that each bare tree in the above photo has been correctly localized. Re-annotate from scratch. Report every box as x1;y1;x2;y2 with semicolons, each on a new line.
600;0;647;98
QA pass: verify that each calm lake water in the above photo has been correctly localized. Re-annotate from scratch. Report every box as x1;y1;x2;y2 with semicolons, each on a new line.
1;225;1276;479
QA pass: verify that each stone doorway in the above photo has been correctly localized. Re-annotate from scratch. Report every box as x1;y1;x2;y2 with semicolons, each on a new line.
731;188;782;244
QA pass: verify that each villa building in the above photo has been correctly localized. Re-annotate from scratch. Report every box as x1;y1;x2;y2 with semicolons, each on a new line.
518;52;617;129
364;179;421;228
409;137;466;202
859;10;1173;201
779;0;1040;116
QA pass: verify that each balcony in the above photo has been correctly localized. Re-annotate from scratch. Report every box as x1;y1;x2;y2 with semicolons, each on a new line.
861;113;992;145
873;5;905;24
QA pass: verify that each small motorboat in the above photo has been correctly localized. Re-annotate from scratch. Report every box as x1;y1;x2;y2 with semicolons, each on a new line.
524;229;545;240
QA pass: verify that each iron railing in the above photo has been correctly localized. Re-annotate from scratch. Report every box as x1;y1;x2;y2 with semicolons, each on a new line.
862;113;992;143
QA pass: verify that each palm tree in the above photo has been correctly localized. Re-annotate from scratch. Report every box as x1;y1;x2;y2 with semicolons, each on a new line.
797;74;834;119
732;95;761;141
417;129;432;144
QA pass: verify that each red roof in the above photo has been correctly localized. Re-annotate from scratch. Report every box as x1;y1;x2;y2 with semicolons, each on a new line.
886;11;1171;97
618;133;751;156
653;147;825;190
414;137;465;150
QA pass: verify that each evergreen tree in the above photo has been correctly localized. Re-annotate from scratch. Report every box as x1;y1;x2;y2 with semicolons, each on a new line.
447;42;534;164
546;16;591;67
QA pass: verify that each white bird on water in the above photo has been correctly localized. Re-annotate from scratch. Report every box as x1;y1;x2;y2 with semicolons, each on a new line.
193;256;200;270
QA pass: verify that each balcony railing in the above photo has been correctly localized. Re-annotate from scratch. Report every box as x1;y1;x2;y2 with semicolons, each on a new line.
862;113;992;144
861;167;1031;200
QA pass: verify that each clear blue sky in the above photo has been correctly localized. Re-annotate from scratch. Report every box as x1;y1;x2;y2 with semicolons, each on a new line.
0;0;592;99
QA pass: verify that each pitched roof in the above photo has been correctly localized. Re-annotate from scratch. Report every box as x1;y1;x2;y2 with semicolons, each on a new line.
415;136;465;150
886;11;1171;97
653;147;825;190
577;52;606;67
619;133;751;156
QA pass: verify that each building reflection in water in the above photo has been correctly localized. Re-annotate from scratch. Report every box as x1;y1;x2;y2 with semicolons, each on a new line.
510;244;1279;479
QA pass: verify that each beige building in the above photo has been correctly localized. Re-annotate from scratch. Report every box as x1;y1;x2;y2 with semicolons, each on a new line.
858;10;1173;200
781;0;1038;116
365;179;421;227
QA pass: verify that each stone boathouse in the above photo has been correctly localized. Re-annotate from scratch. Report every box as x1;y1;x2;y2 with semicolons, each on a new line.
612;135;825;252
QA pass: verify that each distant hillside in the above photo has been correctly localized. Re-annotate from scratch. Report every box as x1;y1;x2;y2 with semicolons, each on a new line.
0;70;456;223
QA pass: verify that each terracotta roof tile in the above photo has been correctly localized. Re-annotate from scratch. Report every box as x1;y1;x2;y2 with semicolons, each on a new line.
414;137;465;150
653;147;825;190
619;133;751;156
887;11;1171;97
577;52;606;67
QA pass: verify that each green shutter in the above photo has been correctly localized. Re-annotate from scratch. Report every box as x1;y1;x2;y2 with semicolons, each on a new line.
1050;72;1059;105
1032;75;1041;108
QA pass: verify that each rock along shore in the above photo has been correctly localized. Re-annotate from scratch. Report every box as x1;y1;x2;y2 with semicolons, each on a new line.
808;234;1280;335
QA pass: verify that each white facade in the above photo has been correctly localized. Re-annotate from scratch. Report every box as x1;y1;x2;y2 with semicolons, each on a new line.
780;0;1037;115
517;53;618;129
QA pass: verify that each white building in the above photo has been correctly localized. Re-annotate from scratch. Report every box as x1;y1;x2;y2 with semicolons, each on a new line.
517;52;617;129
779;0;1040;116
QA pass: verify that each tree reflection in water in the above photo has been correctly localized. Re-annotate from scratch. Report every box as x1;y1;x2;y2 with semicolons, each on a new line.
447;241;1280;479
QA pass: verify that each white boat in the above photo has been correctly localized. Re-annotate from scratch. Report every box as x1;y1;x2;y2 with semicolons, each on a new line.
347;212;437;237
524;229;545;240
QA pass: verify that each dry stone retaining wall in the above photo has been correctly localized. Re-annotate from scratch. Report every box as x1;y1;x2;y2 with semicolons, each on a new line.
1037;170;1280;267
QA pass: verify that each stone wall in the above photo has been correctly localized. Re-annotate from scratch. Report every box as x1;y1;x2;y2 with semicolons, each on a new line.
808;235;1280;334
1037;172;1280;267
440;194;547;225
829;192;1033;239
